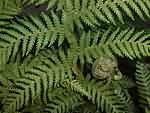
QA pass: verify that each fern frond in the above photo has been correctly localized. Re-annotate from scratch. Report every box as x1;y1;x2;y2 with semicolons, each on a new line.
0;0;22;26
22;102;45;113
71;28;150;64
72;102;101;113
97;0;150;23
1;0;150;113
1;72;47;112
0;12;68;64
22;0;150;28
135;62;150;108
63;0;101;29
112;80;135;113
0;49;73;112
0;78;13;104
0;63;22;103
82;79;130;113
38;49;73;89
22;0;65;10
25;0;117;28
0;51;46;112
113;75;135;89
99;28;150;59
44;88;82;113
61;80;90;97
0;63;20;81
0;85;10;103
63;0;150;28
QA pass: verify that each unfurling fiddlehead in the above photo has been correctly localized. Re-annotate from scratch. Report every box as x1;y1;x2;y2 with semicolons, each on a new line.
92;55;122;80
92;55;117;79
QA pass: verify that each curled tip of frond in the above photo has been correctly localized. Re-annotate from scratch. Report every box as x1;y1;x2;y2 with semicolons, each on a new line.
92;55;117;79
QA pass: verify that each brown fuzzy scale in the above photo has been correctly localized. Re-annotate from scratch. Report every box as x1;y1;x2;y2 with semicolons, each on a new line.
92;56;118;79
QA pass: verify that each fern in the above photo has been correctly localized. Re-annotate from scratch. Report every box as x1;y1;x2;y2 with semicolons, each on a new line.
97;0;150;23
1;1;150;65
0;49;75;112
82;79;130;113
44;88;82;113
0;12;69;64
61;79;90;97
135;62;150;108
69;28;150;65
22;0;65;9
1;74;45;112
23;0;150;27
0;0;150;113
0;51;46;112
112;77;136;113
0;0;22;26
72;102;101;113
0;63;21;103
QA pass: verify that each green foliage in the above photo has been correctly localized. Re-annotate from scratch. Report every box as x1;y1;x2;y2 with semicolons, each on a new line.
44;88;82;113
82;79;130;113
0;0;150;113
22;0;150;26
135;62;150;108
0;12;68;64
0;0;22;26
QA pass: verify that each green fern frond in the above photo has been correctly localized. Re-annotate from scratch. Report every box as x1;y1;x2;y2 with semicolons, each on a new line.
62;0;150;28
22;0;65;10
24;0;120;28
39;49;74;88
71;28;150;64
0;64;21;101
99;28;150;59
113;75;135;89
0;52;46;112
94;0;150;30
44;89;82;113
0;63;20;81
61;80;90;97
135;62;150;108
69;31;101;64
0;12;67;64
0;86;9;103
0;0;22;26
0;0;150;113
1;72;47;113
23;0;150;27
82;79;130;113
112;80;135;112
63;0;101;29
72;102;101;113
0;64;20;104
22;102;45;113
1;49;73;111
